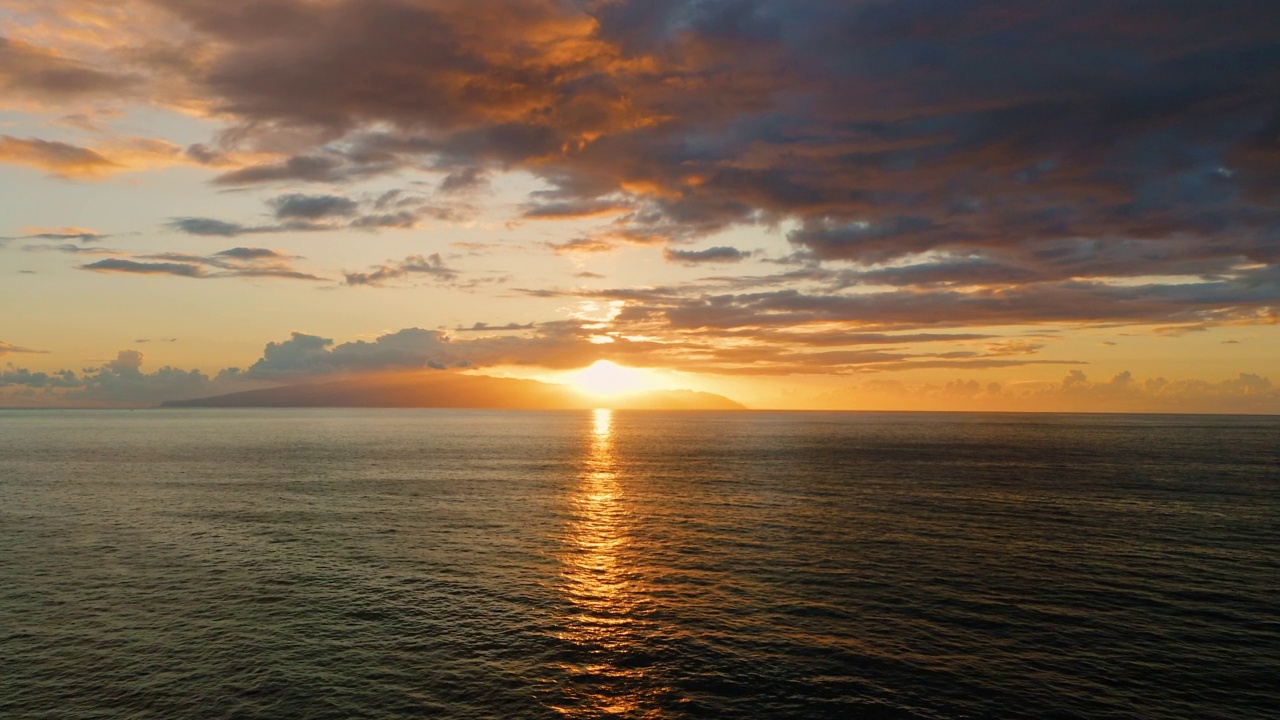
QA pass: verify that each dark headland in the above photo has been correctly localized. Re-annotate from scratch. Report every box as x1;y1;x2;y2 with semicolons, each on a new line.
161;370;744;410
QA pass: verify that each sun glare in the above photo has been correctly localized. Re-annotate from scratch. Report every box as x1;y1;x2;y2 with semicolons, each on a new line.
568;360;652;397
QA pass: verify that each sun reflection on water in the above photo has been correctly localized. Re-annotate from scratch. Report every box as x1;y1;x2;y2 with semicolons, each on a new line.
554;409;662;718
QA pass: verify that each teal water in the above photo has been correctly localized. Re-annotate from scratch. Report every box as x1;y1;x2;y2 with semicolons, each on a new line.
1;409;1278;718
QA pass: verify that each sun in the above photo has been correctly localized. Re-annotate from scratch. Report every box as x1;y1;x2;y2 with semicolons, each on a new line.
567;360;652;397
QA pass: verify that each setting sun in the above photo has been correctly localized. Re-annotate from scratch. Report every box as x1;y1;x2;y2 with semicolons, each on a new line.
567;360;653;397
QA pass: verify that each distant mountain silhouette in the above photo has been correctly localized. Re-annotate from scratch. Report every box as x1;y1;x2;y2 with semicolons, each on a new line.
161;371;745;410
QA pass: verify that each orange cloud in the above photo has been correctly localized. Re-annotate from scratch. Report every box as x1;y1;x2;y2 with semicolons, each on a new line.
0;135;118;177
0;134;193;178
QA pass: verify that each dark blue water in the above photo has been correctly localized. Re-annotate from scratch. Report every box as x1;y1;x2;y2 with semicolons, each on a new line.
1;409;1277;719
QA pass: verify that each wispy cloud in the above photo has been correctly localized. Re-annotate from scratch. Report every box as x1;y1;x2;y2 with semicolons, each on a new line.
344;254;458;287
0;134;188;178
0;341;47;357
166;192;471;237
81;247;326;282
0;135;117;178
22;243;120;256
664;246;751;265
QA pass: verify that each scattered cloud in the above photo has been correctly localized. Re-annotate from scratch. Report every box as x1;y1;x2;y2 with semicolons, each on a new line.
0;134;187;178
439;167;489;194
664;246;751;265
212;153;402;186
5;227;108;244
843;370;1280;414
0;135;117;178
0;36;141;107
455;322;536;332
167;191;469;238
215;247;294;260
548;238;617;255
270;193;359;220
523;199;631;220
344;253;458;287
82;258;204;277
81;247;326;281
0;341;46;357
21;243;120;255
167;217;251;237
0;351;209;405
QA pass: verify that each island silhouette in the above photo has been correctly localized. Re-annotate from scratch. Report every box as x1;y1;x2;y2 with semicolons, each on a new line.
162;370;744;410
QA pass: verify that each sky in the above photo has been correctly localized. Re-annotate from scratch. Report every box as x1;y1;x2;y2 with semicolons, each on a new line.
2;0;1279;411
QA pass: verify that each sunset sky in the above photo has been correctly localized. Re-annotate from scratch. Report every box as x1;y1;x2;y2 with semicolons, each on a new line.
2;0;1279;411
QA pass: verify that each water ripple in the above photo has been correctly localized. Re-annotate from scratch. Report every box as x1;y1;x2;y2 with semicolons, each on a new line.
1;409;1277;719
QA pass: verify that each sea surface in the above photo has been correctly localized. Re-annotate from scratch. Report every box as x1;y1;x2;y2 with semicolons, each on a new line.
1;409;1278;719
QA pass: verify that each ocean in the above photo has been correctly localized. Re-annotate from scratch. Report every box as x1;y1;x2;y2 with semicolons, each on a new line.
1;409;1277;719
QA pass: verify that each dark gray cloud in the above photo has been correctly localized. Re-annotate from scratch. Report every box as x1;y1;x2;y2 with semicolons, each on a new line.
118;0;1278;327
349;211;421;229
169;191;467;237
663;246;751;265
53;350;247;405
344;253;458;287
455;322;537;332
0;349;242;405
81;248;326;281
646;280;1267;332
21;243;120;256
215;247;292;259
4;231;109;243
5;0;1276;349
439;167;488;194
167;215;333;237
168;217;249;237
212;152;403;185
185;143;224;165
523;199;631;219
82;258;205;277
0;367;80;388
11;327;593;405
246;328;458;378
270;193;359;220
0;37;140;103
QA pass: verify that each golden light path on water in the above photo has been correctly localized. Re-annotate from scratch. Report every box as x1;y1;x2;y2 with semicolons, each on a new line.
553;409;666;718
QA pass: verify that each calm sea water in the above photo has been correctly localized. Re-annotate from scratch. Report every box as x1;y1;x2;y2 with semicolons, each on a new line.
1;409;1277;719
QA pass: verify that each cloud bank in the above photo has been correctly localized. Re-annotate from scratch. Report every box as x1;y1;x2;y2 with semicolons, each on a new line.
3;0;1269;330
2;325;1277;412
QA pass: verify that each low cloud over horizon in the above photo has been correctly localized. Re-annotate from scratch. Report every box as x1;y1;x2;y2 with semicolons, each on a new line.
2;325;1278;413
